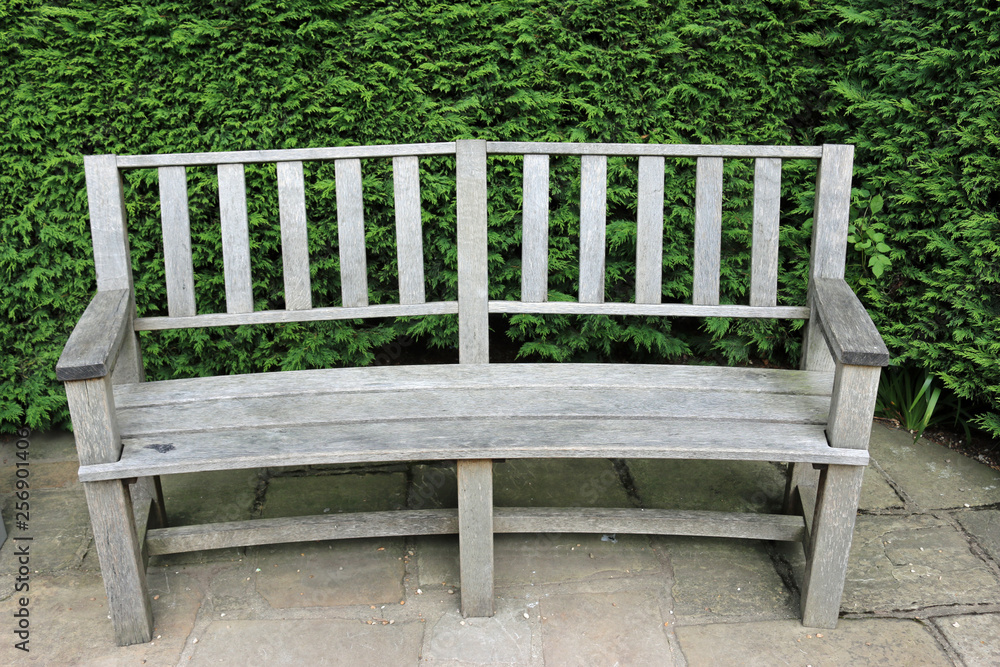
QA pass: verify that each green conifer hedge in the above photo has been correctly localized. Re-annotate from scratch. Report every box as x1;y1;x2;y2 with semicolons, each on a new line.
1;1;997;437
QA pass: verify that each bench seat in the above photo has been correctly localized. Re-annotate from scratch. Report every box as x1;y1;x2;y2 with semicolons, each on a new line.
78;363;866;482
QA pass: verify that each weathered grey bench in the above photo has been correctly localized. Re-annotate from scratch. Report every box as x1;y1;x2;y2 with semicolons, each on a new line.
57;140;888;645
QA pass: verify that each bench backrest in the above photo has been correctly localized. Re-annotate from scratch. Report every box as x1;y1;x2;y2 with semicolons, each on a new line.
84;140;853;369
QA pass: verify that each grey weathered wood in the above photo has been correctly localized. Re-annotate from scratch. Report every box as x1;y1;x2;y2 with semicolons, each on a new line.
135;301;459;330
801;312;836;372
392;156;426;305
84;155;133;292
117;142;459;168
813;278;889;367
490;300;809;319
83;480;153;645
800;464;864;628
79;420;868;482
276;161;312;310
798;482;818;553
827;363;882;451
217;164;254;314
493;507;805;542
158;166;197;317
487;142;824;159
750;158;781;307
335;158;368;307
521;153;549;302
456;140;489;364
111;364;836;407
111;321;145;386
56;289;131;381
458;459;494;617
147;509;460;555
693;157;723;305
64;374;121;464
810;145;854;281
579;154;607;303
636;156;665;303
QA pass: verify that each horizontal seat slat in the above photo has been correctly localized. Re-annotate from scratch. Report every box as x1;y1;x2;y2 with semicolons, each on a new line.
79;417;863;482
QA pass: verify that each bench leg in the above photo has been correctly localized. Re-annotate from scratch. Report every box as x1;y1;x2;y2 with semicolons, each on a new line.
84;479;154;645
457;459;494;617
783;462;820;515
800;464;864;628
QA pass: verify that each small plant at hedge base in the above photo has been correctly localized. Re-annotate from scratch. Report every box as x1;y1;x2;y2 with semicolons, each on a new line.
875;367;972;444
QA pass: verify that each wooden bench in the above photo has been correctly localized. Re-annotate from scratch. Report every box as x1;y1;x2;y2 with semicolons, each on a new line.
57;140;888;645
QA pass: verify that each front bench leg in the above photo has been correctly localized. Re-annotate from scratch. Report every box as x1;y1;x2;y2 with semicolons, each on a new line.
800;463;864;628
457;459;494;617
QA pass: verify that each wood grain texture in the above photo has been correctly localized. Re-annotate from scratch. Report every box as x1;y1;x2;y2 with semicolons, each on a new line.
392;156;426;305
521;153;549;302
147;510;460;555
813;278;889;366
276;161;312;310
579;154;607;303
693;157;723;305
800;464;864;628
826;363;882;451
335;158;368;307
84;155;133;292
217;164;253;314
111;323;145;386
458;459;494;617
135;301;459;330
810;144;854;280
158;166;196;317
801;314;836;372
64;374;121;465
750;158;781;307
456;140;489;364
117;142;458;168
493;507;805;542
490;300;809;319
487;142;823;159
56;289;131;381
636;156;665;304
83;480;153;645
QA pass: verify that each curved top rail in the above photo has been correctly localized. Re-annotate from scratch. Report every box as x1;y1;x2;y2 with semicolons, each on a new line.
486;142;824;159
115;142;458;168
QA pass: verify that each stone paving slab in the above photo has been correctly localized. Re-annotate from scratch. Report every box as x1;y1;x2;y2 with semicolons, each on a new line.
675;618;952;666
956;509;1000;564
0;488;91;574
187;618;425;665
160;469;259;526
252;538;407;608
262;470;407;517
656;535;798;624
411;463;458;509
869;424;1000;509
859;465;905;511
629;459;787;512
494;459;632;507
932;613;1000;667
423;607;533;665
842;514;1000;613
538;590;678;666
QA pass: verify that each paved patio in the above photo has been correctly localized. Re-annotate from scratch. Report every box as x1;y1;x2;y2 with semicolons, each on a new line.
2;422;999;665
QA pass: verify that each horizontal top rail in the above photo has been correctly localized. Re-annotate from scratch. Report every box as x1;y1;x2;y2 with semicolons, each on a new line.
116;142;459;168
487;142;824;159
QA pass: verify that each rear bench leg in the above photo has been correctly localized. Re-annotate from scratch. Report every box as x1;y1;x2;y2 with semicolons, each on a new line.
84;479;154;645
457;459;494;617
800;463;864;628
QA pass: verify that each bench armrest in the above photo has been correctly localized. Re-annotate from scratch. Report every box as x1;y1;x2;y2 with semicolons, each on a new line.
56;289;132;381
813;278;890;367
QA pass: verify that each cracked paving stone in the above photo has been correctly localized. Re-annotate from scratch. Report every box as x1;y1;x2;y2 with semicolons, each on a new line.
932;613;1000;666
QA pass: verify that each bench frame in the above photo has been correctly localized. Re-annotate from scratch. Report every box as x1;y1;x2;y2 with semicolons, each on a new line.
57;140;887;645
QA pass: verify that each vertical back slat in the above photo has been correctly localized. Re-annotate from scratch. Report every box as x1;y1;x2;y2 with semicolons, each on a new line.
521;154;550;302
456;140;489;364
335;158;368;308
392;156;425;305
159;166;196;317
693;157;723;305
276;161;312;310
85;155;133;293
217;163;254;314
579;154;607;303
636;156;665;304
810;145;855;280
750;158;782;307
